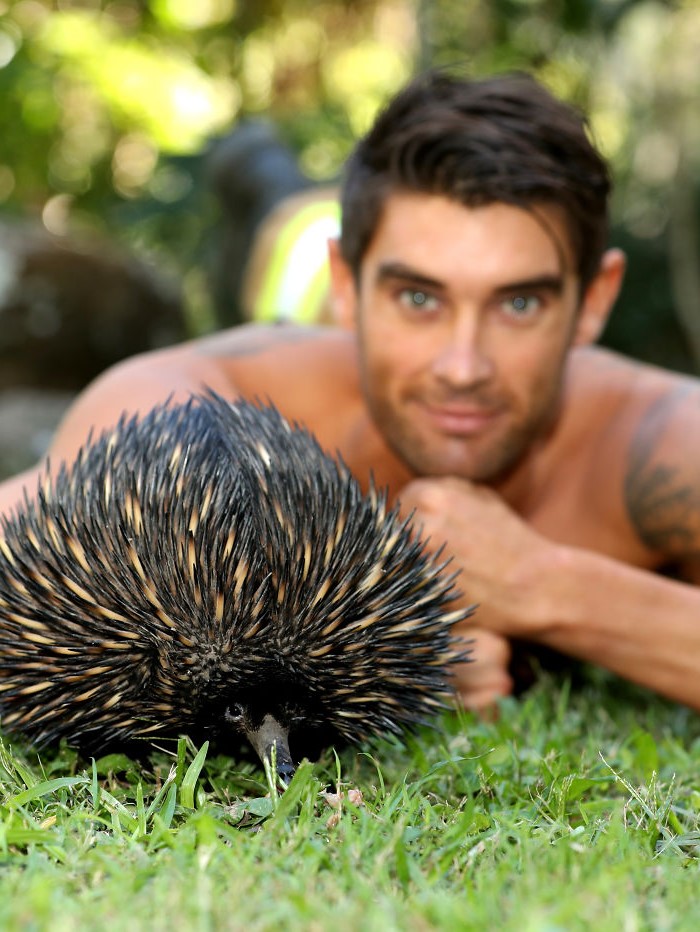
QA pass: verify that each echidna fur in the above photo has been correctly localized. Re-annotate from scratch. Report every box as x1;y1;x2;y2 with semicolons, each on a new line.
0;393;471;780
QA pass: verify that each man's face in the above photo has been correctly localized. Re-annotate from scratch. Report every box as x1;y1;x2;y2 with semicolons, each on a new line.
338;193;594;483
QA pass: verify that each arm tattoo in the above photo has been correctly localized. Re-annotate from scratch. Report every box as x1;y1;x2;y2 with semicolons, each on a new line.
624;385;700;556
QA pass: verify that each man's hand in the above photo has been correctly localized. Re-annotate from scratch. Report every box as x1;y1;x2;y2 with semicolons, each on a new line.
452;627;514;711
400;477;557;638
399;476;560;710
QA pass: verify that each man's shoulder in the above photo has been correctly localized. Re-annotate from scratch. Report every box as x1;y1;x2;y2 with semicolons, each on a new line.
569;345;699;420
568;345;700;481
571;343;684;383
194;322;353;362
571;346;700;572
188;323;365;443
42;324;362;475
191;323;354;386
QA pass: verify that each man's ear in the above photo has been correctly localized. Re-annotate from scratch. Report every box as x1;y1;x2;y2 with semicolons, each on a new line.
328;238;358;330
573;248;627;346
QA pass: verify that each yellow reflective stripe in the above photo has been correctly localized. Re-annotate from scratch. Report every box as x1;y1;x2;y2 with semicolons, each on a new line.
295;258;332;324
253;199;340;323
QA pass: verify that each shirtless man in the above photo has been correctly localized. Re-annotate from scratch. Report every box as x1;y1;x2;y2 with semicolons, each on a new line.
2;71;700;711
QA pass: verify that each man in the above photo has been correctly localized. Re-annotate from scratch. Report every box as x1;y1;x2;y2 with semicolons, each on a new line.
2;70;700;711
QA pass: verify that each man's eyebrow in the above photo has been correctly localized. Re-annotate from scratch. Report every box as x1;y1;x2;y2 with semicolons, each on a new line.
494;275;565;295
375;262;445;290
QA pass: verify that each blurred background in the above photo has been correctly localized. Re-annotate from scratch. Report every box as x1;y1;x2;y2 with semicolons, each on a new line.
0;0;699;477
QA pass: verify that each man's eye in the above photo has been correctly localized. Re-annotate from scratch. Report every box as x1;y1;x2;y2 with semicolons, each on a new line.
398;288;439;311
501;295;541;317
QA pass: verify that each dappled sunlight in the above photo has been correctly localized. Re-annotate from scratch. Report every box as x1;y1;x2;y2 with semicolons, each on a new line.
152;0;238;31
39;11;240;154
324;41;412;135
111;133;159;198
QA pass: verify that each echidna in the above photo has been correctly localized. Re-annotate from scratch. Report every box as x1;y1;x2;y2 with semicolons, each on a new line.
0;394;470;782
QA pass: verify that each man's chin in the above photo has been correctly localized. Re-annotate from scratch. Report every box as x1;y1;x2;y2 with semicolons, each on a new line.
396;439;526;484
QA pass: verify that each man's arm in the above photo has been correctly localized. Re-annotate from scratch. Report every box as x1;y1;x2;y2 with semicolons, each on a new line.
534;545;700;705
623;382;700;584
400;476;700;709
400;379;700;710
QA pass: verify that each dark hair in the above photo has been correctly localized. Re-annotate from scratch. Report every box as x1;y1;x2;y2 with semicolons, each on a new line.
340;70;611;292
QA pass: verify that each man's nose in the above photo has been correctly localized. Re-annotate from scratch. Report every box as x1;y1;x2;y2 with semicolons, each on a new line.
431;317;493;387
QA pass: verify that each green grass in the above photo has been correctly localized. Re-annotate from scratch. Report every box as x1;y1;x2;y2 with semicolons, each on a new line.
0;669;699;931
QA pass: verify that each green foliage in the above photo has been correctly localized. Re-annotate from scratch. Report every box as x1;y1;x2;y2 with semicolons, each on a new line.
0;671;699;929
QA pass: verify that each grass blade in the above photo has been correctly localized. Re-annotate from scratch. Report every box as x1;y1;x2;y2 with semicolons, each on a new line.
180;742;209;809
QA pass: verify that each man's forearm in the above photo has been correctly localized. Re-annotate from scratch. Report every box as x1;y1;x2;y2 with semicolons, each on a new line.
530;546;700;709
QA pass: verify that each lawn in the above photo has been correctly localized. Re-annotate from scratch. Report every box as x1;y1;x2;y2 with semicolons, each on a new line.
0;668;698;931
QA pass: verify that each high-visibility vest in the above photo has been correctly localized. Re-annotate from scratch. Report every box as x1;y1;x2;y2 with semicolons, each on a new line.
250;197;341;324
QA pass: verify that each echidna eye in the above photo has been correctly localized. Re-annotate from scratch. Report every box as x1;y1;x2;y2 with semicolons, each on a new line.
224;704;245;724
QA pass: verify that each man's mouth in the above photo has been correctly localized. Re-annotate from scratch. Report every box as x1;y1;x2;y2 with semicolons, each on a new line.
419;400;504;436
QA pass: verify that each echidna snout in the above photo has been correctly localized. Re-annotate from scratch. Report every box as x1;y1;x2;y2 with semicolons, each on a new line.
226;708;296;785
0;394;473;782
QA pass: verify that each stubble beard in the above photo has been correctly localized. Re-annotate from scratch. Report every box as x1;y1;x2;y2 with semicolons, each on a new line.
362;377;564;485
